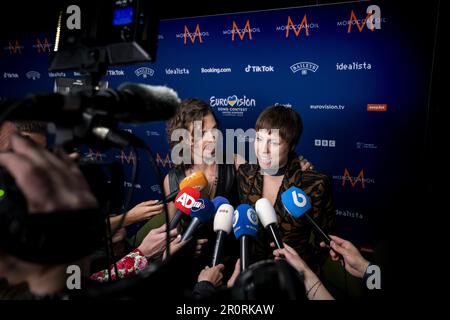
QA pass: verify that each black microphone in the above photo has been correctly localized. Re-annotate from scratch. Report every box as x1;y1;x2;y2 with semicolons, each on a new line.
255;198;284;249
7;83;180;124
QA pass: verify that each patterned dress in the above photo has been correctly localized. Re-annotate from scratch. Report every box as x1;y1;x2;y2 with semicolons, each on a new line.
237;156;336;273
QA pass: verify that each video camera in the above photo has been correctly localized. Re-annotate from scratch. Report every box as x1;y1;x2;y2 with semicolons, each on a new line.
0;0;176;266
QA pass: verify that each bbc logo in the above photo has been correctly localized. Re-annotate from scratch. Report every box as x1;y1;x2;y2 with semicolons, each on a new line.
315;139;336;147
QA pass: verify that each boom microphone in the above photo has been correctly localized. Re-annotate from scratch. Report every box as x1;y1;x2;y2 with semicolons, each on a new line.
6;83;180;124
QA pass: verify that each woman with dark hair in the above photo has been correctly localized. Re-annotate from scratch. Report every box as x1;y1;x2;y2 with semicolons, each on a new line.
237;105;336;273
163;100;313;279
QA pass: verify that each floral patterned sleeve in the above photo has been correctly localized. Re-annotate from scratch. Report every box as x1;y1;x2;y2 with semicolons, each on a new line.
90;248;148;282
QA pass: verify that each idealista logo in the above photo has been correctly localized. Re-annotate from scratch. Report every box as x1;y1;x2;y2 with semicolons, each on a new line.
244;65;274;73
210;95;256;108
165;67;190;75
290;62;319;75
333;168;375;189
176;24;209;44
48;72;66;78
276;15;319;37
336;209;364;220
336;62;372;71
4;40;23;54
367;104;388;112
135;67;154;78
336;5;385;33
25;71;41;80
223;19;261;41
33;38;52;53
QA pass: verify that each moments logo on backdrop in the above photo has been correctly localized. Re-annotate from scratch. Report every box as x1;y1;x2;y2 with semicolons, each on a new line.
223;19;261;41
333;168;375;189
33;38;52;53
4;40;23;54
177;23;210;45
275;14;319;38
336;5;385;33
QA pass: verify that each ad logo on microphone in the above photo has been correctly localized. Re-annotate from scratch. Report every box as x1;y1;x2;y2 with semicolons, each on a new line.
175;192;196;209
191;199;206;213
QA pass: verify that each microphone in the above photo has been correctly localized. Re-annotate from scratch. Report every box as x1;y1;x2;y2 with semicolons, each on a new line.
181;198;215;242
212;196;230;211
7;83;180;124
233;204;259;271
211;203;234;267
255;198;284;249
169;187;201;230
281;186;331;244
165;171;208;203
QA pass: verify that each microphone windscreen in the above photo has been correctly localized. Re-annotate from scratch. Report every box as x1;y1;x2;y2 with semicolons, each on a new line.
213;204;234;233
174;186;201;214
180;171;208;192
233;204;259;239
190;198;215;223
255;198;278;227
281;186;311;218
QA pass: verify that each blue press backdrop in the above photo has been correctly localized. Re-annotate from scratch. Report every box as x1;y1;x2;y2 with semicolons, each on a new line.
0;1;439;250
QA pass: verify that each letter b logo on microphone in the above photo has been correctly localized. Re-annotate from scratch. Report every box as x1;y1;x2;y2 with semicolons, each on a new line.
281;186;311;218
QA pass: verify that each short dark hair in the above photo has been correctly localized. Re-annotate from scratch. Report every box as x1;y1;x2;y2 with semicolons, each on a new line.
255;105;303;151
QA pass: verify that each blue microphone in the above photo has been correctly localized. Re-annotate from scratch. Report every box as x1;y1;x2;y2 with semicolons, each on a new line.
233;204;259;271
213;196;229;212
281;186;331;244
181;198;215;241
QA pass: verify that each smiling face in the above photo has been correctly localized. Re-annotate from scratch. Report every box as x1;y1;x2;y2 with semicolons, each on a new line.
255;129;289;170
254;105;303;171
189;112;219;164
